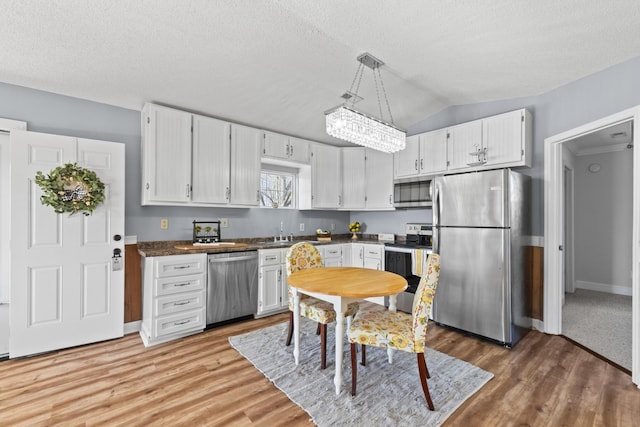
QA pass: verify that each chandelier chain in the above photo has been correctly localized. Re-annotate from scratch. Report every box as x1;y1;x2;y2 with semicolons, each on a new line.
351;63;365;108
372;68;384;122
377;68;395;125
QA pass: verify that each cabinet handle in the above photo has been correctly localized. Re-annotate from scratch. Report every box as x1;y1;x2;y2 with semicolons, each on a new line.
414;159;418;171
173;300;191;306
266;256;277;260
257;190;261;202
186;184;191;198
420;159;424;170
173;282;191;287
290;144;294;157
225;187;230;200
173;265;190;270
389;194;392;205
286;144;290;156
338;195;342;206
173;319;190;326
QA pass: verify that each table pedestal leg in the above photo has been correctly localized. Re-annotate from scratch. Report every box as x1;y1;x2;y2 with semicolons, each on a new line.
293;293;300;365
387;294;397;364
334;310;344;395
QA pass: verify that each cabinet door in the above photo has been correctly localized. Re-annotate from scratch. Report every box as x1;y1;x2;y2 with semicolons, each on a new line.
447;120;483;171
365;149;394;209
288;137;310;163
420;128;448;175
258;264;282;314
394;134;420;178
230;124;261;206
351;243;365;268
324;244;343;267
341;147;366;209
262;131;289;160
192;115;231;203
482;109;524;166
143;104;192;203
311;144;342;208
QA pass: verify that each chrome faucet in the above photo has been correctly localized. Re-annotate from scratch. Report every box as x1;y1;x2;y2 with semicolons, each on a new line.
274;221;289;242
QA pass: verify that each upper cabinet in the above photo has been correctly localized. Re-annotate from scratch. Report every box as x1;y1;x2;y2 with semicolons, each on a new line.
394;108;531;179
141;103;261;207
342;147;394;210
311;143;342;209
262;131;310;164
141;104;193;203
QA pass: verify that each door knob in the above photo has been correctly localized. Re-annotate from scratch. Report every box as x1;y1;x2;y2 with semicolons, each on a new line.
113;234;122;241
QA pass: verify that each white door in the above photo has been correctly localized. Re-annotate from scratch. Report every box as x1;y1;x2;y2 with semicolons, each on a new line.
230;124;261;206
192;115;231;204
447;120;483;171
421;128;448;175
341;148;366;209
9;131;125;358
482;109;524;166
365;149;394;209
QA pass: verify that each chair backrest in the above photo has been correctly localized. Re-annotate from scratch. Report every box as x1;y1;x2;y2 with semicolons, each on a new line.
411;253;441;353
285;242;324;276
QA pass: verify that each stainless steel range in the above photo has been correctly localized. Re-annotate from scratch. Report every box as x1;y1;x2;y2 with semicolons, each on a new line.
384;223;433;313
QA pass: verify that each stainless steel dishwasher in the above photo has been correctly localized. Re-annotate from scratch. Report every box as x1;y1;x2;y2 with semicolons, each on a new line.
206;251;259;326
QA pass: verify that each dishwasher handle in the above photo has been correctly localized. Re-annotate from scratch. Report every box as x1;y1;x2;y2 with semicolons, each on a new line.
208;254;258;263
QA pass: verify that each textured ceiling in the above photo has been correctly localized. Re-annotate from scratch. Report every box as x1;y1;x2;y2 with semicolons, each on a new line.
2;0;640;145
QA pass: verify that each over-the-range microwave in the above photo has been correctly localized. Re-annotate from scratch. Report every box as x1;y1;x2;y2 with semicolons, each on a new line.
393;177;433;208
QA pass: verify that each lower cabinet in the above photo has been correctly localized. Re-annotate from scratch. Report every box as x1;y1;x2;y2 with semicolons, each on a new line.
321;244;345;266
140;253;207;347
350;243;384;270
257;248;289;317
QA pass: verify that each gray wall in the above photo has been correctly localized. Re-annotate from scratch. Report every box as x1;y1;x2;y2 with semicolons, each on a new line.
3;55;640;241
574;149;633;290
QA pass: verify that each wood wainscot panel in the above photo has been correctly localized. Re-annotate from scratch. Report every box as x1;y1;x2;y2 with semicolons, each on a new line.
525;246;544;320
124;244;142;322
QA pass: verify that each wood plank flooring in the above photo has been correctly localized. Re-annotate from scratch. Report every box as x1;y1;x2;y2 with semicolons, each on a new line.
1;313;638;426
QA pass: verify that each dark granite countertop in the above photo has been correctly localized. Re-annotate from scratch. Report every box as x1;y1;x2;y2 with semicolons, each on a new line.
137;234;386;257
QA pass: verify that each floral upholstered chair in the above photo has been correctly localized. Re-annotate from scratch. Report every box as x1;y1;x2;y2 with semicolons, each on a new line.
347;253;440;410
285;242;359;369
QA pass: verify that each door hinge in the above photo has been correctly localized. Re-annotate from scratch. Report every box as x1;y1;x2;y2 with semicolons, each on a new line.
521;115;525;122
146;117;150;124
446;132;450;139
559;245;564;251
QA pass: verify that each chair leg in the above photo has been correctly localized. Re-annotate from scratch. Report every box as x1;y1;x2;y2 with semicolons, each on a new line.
316;323;321;335
285;311;294;346
350;342;358;396
360;344;366;366
417;353;435;411
320;323;327;369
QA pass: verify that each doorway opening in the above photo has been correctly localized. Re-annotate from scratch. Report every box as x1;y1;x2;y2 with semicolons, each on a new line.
544;107;640;386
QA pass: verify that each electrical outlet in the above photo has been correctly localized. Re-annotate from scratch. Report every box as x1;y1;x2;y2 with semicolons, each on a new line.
160;218;168;230
220;218;229;228
299;223;305;231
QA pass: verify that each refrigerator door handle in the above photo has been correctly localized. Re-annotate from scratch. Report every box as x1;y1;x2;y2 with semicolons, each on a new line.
433;179;440;227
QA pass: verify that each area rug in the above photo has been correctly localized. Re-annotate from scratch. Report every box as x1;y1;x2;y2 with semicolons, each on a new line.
229;320;493;426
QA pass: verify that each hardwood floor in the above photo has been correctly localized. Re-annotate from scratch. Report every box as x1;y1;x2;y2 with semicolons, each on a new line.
1;313;638;426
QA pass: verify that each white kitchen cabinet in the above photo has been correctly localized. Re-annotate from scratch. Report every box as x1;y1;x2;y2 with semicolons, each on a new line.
341;148;366;210
257;248;288;317
394;134;421;179
140;254;207;347
350;243;384;270
320;244;344;267
342;148;394;210
364;149;394;209
191;114;231;204
447;109;531;171
141;103;192;203
481;109;532;168
141;103;262;207
230;124;262;206
420;128;448;175
262;131;310;164
447;120;484;171
311;143;342;209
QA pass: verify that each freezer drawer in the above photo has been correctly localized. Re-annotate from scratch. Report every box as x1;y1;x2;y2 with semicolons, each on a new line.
433;227;511;344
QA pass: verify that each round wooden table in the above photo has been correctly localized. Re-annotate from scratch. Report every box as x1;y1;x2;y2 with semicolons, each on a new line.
287;267;408;395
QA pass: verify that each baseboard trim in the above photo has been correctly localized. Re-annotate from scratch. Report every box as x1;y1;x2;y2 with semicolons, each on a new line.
575;280;632;296
124;320;142;335
532;319;544;332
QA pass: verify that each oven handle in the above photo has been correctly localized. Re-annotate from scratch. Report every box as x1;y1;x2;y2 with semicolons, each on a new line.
384;246;415;254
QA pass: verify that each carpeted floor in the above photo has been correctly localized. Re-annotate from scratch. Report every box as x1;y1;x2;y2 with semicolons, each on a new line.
563;289;631;370
229;320;493;427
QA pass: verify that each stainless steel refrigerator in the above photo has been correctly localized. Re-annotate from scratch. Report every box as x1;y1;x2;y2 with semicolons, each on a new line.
432;169;531;347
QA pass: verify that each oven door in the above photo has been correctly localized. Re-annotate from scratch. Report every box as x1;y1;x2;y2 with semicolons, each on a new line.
384;247;421;313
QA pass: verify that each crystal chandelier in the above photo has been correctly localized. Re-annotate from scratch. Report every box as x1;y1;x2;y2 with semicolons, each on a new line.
325;53;406;153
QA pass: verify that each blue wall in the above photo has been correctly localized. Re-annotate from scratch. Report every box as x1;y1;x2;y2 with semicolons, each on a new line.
2;55;640;240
